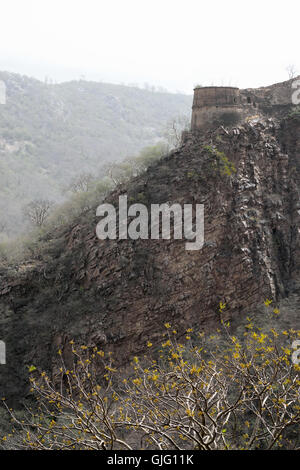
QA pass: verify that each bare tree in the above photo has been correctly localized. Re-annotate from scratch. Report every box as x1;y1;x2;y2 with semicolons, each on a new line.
3;323;299;450
164;115;191;150
286;64;298;80
23;199;54;227
103;161;134;186
66;173;96;194
103;143;167;187
0;220;7;233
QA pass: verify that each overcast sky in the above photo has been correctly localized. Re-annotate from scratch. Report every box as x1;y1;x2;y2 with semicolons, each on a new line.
0;0;299;93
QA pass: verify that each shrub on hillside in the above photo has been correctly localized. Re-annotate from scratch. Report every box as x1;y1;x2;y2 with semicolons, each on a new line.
2;318;299;450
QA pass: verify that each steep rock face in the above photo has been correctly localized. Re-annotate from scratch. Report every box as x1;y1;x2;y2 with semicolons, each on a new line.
0;114;300;404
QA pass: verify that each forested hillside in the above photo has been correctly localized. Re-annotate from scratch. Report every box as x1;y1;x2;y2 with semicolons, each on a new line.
0;71;191;236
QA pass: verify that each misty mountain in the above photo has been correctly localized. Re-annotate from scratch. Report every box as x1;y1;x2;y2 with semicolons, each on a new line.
0;71;192;236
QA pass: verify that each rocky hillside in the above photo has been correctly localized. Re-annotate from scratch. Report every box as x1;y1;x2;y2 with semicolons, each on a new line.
0;71;192;235
0;89;299;405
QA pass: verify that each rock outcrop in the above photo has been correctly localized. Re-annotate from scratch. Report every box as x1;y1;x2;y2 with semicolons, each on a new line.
0;80;300;405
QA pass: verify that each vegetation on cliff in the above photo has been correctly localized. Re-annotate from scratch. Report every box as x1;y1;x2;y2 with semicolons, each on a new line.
2;317;299;450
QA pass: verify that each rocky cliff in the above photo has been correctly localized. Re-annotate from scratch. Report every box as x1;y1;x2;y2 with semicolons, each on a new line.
0;80;300;405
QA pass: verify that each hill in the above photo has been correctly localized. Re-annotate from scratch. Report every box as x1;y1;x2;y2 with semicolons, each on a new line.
0;71;192;235
0;78;299;405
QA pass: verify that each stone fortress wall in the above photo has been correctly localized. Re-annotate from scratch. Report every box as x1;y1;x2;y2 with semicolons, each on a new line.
191;86;256;131
190;77;299;132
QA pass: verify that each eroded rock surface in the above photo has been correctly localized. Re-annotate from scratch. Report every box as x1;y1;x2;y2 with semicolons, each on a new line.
0;92;300;405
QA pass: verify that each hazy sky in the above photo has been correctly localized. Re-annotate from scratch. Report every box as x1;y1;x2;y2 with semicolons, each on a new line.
0;0;299;93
